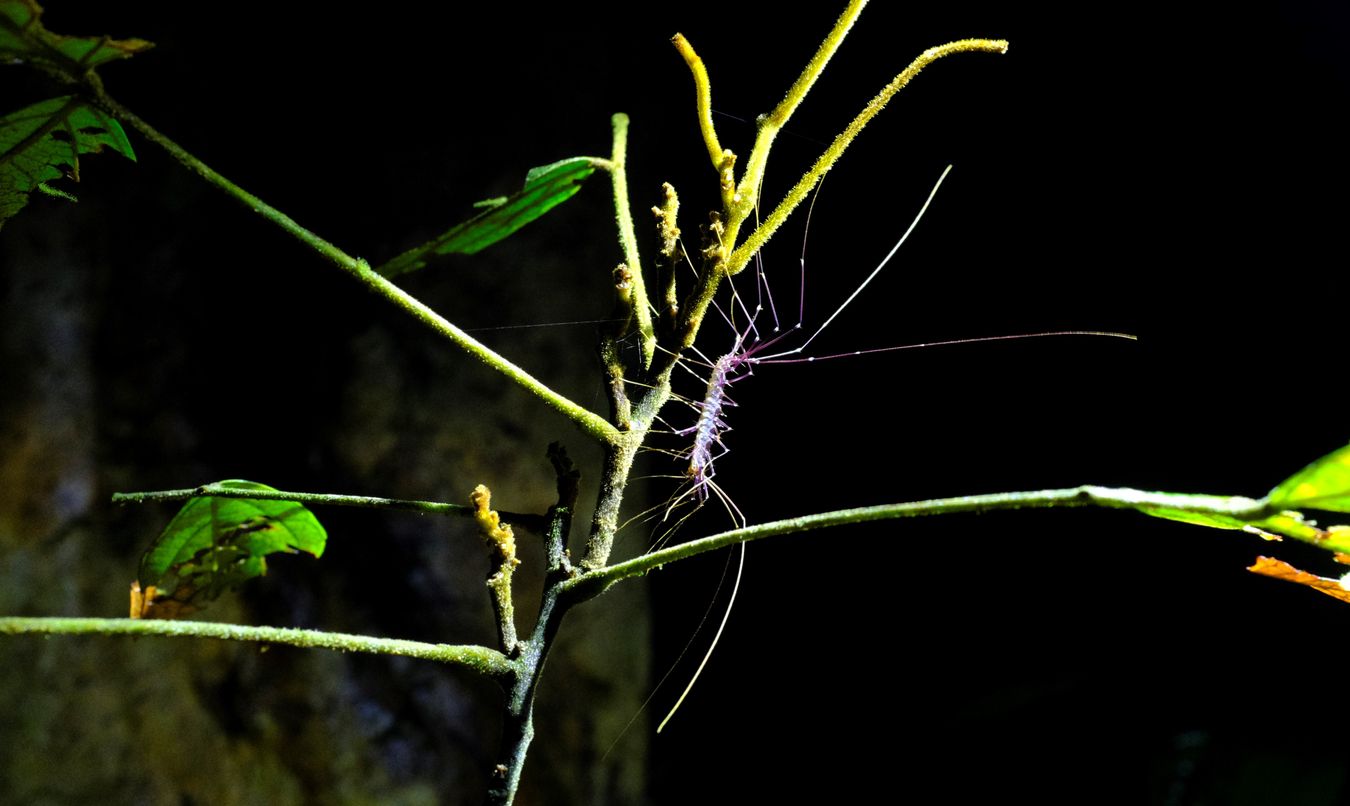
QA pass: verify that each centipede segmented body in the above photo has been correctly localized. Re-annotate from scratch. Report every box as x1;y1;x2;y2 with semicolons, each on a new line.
679;336;746;502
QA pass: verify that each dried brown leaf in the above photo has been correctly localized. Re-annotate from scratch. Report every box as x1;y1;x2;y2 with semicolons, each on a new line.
1248;556;1350;604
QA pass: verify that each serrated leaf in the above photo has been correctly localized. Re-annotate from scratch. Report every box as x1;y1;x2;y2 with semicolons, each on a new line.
0;0;152;75
1266;442;1350;513
0;95;135;229
377;156;598;278
136;480;326;617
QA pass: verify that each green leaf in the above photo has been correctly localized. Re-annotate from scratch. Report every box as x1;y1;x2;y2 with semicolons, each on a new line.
0;95;135;229
377;156;599;278
0;0;152;76
1266;442;1350;513
1139;507;1249;531
1140;503;1350;552
137;481;327;611
1245;511;1348;546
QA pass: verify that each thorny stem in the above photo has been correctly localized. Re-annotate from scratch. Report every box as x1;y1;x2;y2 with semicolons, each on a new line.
113;483;549;533
0;618;512;678
83;80;618;446
565;486;1272;599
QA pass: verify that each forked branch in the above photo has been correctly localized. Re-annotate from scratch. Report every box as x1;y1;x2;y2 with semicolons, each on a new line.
729;37;1009;275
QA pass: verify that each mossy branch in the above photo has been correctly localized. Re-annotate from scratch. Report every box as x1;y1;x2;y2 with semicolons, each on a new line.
0;617;512;678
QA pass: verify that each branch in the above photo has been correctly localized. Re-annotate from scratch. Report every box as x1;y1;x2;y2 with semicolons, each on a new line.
0;617;512;678
729;37;1009;275
85;82;618;445
732;0;867;223
113;483;549;533
607;113;656;368
671;33;725;172
85;77;355;273
356;260;619;442
566;486;1269;596
473;485;522;654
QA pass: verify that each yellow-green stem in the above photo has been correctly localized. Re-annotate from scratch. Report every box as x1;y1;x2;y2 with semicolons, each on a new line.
88;85;618;445
607;113;656;367
730;38;1009;274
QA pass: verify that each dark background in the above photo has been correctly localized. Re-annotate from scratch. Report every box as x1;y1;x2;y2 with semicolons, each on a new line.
4;2;1350;804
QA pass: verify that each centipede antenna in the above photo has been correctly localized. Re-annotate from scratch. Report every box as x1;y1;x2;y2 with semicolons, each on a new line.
658;540;746;734
757;247;782;335
797;175;827;328
683;344;718;373
774;164;953;360
759;330;1138;365
751;252;777;338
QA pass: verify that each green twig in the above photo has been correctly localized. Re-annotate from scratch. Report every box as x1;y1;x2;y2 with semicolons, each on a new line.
732;0;866;226
85;78;356;272
357;261;619;442
607;113;656;368
0;617;512;678
566;486;1268;597
671;33;725;172
112;483;549;533
84;82;617;444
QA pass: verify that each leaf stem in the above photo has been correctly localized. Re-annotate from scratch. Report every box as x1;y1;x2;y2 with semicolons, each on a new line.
0;617;512;678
